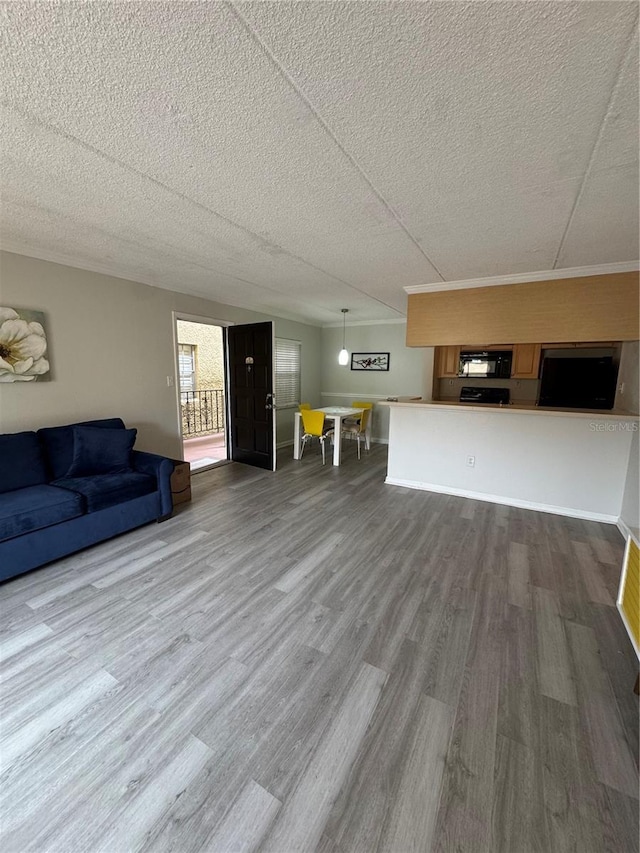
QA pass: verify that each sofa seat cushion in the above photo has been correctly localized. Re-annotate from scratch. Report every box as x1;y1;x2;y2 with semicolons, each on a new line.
52;472;157;513
0;485;84;543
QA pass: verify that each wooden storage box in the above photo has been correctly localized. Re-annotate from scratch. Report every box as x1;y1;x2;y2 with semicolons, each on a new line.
170;460;192;506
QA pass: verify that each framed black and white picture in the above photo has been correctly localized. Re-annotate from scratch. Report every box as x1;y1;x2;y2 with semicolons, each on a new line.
350;352;390;371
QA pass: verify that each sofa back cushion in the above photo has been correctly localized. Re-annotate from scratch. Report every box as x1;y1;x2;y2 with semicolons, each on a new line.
0;431;48;493
66;426;137;477
38;418;126;480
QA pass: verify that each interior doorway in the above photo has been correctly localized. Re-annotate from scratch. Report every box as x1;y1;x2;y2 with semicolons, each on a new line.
175;317;228;473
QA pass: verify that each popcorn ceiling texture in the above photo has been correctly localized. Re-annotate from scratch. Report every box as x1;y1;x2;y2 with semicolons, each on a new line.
0;1;637;325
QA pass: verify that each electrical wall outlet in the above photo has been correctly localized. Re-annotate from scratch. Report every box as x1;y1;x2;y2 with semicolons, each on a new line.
167;376;174;387
466;455;475;467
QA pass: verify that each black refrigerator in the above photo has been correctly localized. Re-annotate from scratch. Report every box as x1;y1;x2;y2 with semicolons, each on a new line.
538;356;616;409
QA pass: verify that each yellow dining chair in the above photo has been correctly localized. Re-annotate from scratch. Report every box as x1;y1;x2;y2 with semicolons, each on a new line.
343;400;373;428
300;409;332;465
341;407;371;460
344;400;373;424
299;402;332;432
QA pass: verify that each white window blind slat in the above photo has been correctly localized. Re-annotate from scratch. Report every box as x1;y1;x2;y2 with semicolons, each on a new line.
178;344;196;392
275;338;301;409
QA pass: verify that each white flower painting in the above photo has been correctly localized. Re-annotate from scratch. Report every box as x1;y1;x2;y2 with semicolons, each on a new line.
0;307;51;382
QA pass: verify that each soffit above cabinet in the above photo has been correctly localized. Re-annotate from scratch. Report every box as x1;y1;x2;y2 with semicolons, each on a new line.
406;272;639;346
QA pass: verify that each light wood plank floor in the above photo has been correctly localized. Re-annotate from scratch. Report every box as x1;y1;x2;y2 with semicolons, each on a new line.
1;443;638;852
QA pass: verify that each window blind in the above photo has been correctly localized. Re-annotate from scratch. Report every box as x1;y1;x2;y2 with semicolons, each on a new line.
275;338;301;409
178;344;195;392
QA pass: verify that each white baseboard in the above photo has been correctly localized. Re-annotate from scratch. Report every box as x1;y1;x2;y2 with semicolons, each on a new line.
384;477;618;524
341;435;389;446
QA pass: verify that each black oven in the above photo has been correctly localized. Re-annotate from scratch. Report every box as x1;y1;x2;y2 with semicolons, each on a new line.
458;350;512;379
460;386;510;404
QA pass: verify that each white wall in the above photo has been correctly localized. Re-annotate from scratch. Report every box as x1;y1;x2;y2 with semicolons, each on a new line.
321;322;432;441
386;404;636;522
0;251;321;457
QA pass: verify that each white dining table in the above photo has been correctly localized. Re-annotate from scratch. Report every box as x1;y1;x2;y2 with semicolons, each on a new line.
293;406;369;467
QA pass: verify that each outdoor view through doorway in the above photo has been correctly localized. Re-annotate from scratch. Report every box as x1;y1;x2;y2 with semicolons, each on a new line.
176;319;227;472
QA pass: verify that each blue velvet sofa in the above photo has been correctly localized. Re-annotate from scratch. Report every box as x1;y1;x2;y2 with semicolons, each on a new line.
0;418;175;582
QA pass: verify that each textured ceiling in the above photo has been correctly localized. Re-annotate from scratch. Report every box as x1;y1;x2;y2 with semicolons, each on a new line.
0;1;638;325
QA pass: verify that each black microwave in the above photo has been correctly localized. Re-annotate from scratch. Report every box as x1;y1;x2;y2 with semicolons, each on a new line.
458;350;512;379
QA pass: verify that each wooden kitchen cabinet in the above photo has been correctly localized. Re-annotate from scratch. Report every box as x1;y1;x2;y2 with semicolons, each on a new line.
511;343;542;379
435;345;461;377
433;340;618;384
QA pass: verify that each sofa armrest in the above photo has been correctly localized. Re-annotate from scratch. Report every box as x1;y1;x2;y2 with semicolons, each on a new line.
131;451;175;518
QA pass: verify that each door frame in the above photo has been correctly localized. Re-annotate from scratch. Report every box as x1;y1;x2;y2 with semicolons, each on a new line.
171;311;233;466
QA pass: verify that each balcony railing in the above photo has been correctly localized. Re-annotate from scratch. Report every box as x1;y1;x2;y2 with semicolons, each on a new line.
180;389;225;438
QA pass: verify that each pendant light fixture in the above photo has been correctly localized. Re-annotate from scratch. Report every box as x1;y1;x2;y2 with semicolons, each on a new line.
338;308;349;365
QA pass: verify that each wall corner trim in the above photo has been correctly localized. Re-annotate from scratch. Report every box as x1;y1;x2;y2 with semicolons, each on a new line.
320;391;393;400
617;517;633;542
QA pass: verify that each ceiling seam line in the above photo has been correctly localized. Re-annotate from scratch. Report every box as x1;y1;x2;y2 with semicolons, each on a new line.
227;1;447;282
552;14;639;270
0;100;405;318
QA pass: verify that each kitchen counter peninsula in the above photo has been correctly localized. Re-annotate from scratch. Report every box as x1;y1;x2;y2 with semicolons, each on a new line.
381;398;638;419
381;399;638;522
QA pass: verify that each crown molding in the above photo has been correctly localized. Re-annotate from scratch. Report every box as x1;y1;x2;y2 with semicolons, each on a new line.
322;318;407;328
404;261;640;295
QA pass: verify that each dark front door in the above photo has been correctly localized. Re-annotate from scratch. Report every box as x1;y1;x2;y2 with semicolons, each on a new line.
226;322;275;471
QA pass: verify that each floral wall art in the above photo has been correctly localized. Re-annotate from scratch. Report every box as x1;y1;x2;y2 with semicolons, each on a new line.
0;307;51;382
